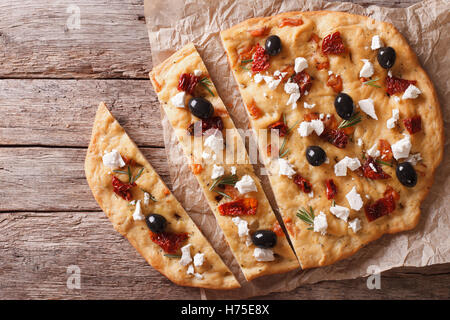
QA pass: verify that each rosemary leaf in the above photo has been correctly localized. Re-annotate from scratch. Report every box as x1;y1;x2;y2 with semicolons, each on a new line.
363;78;381;88
130;167;145;184
296;207;315;227
164;254;181;259
209;175;238;191
199;77;215;96
127;166;132;182
112;170;128;175
376;159;393;167
215;190;232;199
338;112;362;129
286;119;300;134
240;59;254;64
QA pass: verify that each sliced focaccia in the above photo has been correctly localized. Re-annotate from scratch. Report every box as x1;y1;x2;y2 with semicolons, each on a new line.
220;11;443;269
150;43;300;281
85;102;239;289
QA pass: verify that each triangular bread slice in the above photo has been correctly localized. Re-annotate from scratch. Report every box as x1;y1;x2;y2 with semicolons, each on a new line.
85;102;239;289
150;43;300;281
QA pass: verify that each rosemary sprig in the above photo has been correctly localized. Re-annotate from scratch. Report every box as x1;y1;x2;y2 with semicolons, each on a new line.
376;159;393;167
140;188;157;202
296;206;315;230
209;175;238;192
215;190;232;199
240;65;250;71
164;254;181;259
338;112;362;129
112;170;128;175
130;167;145;184
332;200;336;207
199;77;215;97
286;119;300;134
241;59;253;64
362;78;381;88
279;138;289;158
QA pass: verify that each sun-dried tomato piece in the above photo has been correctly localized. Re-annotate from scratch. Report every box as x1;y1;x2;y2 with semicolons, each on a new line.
150;231;188;254
291;71;312;95
223;185;240;200
385;76;417;95
309;33;321;43
279;18;303;28
268;120;288;137
273;221;285;237
246;100;263;119
191;163;203;174
293;174;312;193
362;156;391;180
364;192;396;222
320;128;348;148
112;176;135;201
315;61;330;70
403;116;422;134
378;139;393;161
187;116;223;136
322;31;345;55
280;65;295;82
303;112;320;122
327;73;343;93
322;114;338;130
251;43;270;73
218;198;258;216
325;179;337;200
248;26;269;37
384;185;400;201
238;44;258;62
177;73;199;95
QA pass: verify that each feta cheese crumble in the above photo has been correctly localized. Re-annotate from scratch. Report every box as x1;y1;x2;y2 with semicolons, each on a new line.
357;138;363;147
348;218;362;233
143;192;150;205
254;73;263;83
313;212;328;235
234;175;257;194
253;248;275;262
386;109;400;129
334;157;361;176
211;164;224;179
232;217;250;238
193;253;204;267
230;166;237;175
294;57;308;73
359;59;374;78
277;158;296;178
180;244;192;266
102;149;125;169
204;130;224;155
330;205;350;222
297;120;323;137
371;35;383;50
402;84;421;100
405;153;422;165
193;69;202;77
263;75;282;90
358;98;378;120
170;91;186;108
367;142;380;158
346;187;364;211
391;135;412;160
132;200;145;221
304;102;316;109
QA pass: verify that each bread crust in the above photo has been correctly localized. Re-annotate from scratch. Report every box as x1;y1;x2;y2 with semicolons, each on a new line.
85;102;240;289
220;11;444;269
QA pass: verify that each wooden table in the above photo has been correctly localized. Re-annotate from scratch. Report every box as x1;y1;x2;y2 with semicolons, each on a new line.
0;0;448;300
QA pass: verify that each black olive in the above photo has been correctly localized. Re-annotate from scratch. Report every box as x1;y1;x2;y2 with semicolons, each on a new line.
377;46;396;69
145;214;167;233
188;97;214;119
306;146;327;166
251;230;277;248
265;35;282;56
396;162;417;187
334;93;355;120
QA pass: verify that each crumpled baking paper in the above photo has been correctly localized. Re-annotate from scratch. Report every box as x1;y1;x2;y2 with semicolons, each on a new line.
144;0;449;299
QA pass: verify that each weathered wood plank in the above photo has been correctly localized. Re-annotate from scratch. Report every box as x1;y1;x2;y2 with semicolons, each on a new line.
0;0;418;79
0;79;163;147
0;0;151;79
258;263;450;299
0;211;201;299
0;147;170;212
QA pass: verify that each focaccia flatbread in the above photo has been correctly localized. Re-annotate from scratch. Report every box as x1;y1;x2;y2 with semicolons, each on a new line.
85;102;239;289
150;43;300;281
220;11;444;269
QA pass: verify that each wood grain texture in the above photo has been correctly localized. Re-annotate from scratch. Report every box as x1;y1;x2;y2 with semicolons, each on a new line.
0;0;151;79
0;211;200;299
0;147;170;212
0;79;163;147
1;0;448;301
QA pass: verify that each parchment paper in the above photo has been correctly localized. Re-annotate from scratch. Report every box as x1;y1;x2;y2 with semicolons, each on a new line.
144;0;450;299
